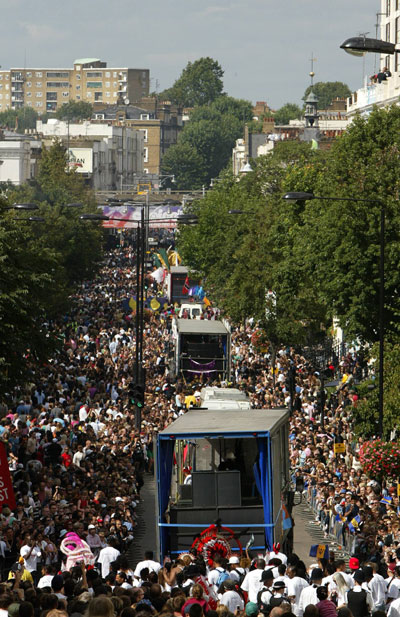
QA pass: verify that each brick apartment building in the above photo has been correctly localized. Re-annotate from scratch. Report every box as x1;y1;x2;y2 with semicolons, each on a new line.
0;58;149;113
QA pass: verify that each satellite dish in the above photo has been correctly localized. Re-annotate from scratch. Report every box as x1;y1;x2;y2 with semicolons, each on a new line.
125;98;130;105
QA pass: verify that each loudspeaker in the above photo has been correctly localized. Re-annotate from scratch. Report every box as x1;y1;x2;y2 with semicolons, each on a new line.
191;471;241;508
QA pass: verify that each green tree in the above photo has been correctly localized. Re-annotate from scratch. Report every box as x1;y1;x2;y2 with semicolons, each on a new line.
281;105;400;344
178;143;326;347
55;100;93;121
0;107;38;131
162;142;207;190
302;81;351;110
273;103;302;125
159;57;224;107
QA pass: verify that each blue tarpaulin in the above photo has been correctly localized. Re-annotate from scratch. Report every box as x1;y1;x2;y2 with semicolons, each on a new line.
158;438;175;556
256;437;273;550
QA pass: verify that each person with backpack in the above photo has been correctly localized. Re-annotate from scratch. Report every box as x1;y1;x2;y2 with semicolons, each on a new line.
207;557;230;593
269;580;288;608
347;569;373;617
228;556;246;585
219;579;245;613
257;569;274;614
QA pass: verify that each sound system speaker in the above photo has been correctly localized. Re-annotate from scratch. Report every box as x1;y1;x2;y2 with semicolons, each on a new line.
192;471;241;508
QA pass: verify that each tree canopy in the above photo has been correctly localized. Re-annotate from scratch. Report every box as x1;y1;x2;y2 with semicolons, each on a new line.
55;101;93;121
0;140;103;389
302;81;351;110
161;96;252;189
0;107;38;131
159;57;224;107
273;103;302;125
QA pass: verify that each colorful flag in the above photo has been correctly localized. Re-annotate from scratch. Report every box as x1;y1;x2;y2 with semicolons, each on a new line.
348;515;361;533
182;276;190;295
310;544;329;559
381;495;393;505
203;297;211;307
197;286;205;300
335;513;345;523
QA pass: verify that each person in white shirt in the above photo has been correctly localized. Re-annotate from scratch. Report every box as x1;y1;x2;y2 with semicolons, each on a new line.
207;556;230;592
20;535;42;575
228;555;246;583
347;569;374;615
241;558;265;603
37;565;55;589
266;544;288;565
133;551;161;580
73;445;85;467
219;579;245;613
97;537;121;578
286;565;309;617
298;568;323;616
388;596;400;617
365;564;387;611
386;565;400;603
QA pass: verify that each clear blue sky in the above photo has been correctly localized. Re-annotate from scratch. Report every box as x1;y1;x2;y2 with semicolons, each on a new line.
0;0;380;108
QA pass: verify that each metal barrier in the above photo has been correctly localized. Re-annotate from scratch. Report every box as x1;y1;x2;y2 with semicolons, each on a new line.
305;486;354;555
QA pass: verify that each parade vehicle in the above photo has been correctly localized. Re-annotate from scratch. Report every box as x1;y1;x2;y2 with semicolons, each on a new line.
155;388;291;561
171;318;231;381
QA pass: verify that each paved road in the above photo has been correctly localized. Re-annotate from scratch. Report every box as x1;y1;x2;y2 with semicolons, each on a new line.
128;479;349;567
128;471;157;567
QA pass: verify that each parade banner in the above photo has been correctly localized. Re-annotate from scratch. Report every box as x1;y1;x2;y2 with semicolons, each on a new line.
0;442;16;511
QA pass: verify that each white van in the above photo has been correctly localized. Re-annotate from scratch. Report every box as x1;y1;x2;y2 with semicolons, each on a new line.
178;303;203;319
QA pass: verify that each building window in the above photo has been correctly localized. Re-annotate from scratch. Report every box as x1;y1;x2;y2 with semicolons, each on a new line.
0;75;2;80
47;82;69;88
397;0;400;9
36;92;43;98
26;72;32;77
35;72;42;77
36;82;42;87
76;74;81;80
0;85;2;90
385;55;391;71
106;92;111;97
5;85;9;90
36;102;42;107
86;82;102;88
113;72;117;78
62;92;69;97
0;95;2;100
94;92;103;101
105;71;110;77
76;85;81;90
46;92;57;101
46;72;69;78
387;0;391;15
86;71;103;78
143;168;149;174
140;129;148;142
143;147;148;163
87;92;92;98
113;93;117;97
105;81;110;87
396;16;400;43
140;114;150;120
26;92;31;97
26;81;32;87
76;95;81;100
386;22;391;42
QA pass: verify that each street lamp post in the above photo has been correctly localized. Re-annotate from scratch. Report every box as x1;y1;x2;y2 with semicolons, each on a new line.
283;191;385;438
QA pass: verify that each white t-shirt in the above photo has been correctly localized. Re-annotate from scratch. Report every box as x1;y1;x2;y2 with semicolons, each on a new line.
98;546;121;578
388;596;400;617
20;544;41;572
241;568;264;603
299;584;319;615
219;590;244;613
387;577;400;600
133;558;162;579
37;574;54;589
287;577;309;617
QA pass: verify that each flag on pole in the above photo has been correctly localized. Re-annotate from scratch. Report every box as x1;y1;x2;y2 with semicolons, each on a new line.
182;276;190;295
348;515;361;533
203;297;211;307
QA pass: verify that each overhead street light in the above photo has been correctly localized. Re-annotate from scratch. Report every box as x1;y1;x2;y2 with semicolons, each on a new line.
11;203;38;211
340;36;398;56
283;190;386;438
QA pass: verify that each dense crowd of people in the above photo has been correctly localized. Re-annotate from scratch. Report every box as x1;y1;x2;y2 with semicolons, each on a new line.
0;242;397;617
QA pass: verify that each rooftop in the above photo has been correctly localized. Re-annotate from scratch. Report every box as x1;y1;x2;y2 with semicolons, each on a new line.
176;319;228;335
160;407;289;437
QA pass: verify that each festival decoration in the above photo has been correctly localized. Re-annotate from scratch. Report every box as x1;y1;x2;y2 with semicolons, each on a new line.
60;532;95;570
191;523;242;567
